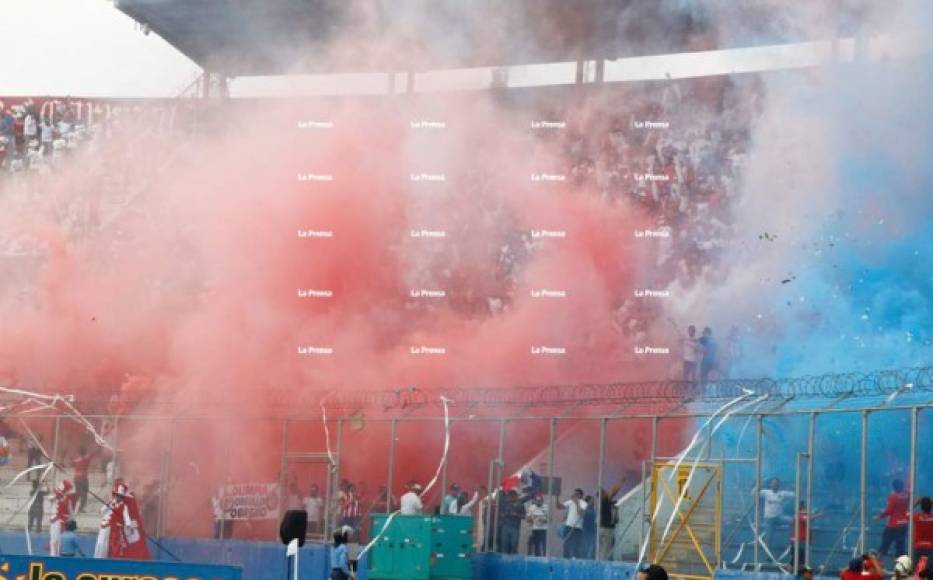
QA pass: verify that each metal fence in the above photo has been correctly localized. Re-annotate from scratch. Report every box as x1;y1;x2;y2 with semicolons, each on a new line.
1;368;930;575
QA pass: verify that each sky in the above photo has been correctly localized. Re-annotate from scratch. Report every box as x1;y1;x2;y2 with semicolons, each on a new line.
0;0;200;98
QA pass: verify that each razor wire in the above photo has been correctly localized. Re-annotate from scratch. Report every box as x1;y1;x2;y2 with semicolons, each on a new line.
265;366;933;412
12;367;929;418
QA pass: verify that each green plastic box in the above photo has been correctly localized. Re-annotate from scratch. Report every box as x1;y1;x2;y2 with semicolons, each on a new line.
367;514;474;580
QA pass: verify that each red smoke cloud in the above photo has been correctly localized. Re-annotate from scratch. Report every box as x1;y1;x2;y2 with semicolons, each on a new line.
0;92;675;537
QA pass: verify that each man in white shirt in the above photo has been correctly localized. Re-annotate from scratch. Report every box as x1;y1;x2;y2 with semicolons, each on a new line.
682;325;700;381
757;478;794;551
211;490;231;539
475;486;496;551
400;482;423;515
304;483;324;536
525;494;549;556
557;488;588;559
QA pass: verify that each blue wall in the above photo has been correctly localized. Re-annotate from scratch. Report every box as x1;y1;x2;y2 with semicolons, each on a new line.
0;533;837;579
474;553;637;580
0;553;241;580
0;532;330;579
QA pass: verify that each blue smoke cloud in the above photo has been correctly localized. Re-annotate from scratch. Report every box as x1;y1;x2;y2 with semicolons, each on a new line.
689;14;933;564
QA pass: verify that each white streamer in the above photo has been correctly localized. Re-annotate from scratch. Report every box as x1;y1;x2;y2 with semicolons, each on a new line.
751;519;790;574
655;394;768;558
0;383;117;554
357;396;454;561
730;540;746;564
21;463;55;555
320;396;336;468
637;389;757;565
5;462;53;489
58;396;113;451
18;419;50;459
419;396;452;499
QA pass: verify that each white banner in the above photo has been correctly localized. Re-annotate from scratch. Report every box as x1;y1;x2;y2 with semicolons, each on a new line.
220;482;281;520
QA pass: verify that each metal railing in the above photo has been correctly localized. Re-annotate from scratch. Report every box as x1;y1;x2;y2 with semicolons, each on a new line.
0;366;928;572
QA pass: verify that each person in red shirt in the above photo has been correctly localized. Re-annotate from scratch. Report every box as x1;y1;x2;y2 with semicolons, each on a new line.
877;479;910;560
840;554;883;580
915;497;933;562
791;502;824;568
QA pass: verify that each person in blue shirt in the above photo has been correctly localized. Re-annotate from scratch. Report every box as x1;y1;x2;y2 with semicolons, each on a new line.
582;495;597;559
60;520;84;557
698;326;718;382
330;529;354;580
440;483;460;514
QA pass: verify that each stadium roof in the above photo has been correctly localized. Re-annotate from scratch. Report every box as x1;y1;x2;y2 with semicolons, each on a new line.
114;0;862;77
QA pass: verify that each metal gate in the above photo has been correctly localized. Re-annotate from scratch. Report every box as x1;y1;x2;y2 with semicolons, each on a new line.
648;462;722;580
281;452;338;541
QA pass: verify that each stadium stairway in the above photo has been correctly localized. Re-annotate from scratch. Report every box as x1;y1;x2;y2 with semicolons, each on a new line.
614;482;894;574
0;454;110;534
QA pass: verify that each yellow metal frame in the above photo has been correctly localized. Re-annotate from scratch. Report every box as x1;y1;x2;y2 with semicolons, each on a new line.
648;462;722;580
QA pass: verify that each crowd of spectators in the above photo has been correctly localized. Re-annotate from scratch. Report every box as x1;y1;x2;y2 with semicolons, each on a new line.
399;77;759;379
0;99;99;177
0;98;186;180
572;80;757;283
4;81;755;381
421;470;933;576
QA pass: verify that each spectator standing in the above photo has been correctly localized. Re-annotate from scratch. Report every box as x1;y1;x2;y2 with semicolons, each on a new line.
598;479;627;560
304;484;324;536
26;435;44;479
583;495;597;558
286;479;303;511
60;520;85;557
698;327;718;382
476;486;495;552
453;490;479;515
338;483;361;537
791;502;823;568
40;122;53;155
557;488;588;559
0;435;10;466
28;479;49;533
400;482;423;515
440;483;460;515
23;109;37;147
877;479;910;560
914;497;933;562
758;478;794;552
496;489;522;554
682;325;700;382
72;447;91;513
330;529;354;580
211;489;232;539
0;108;15;157
525;493;549;556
